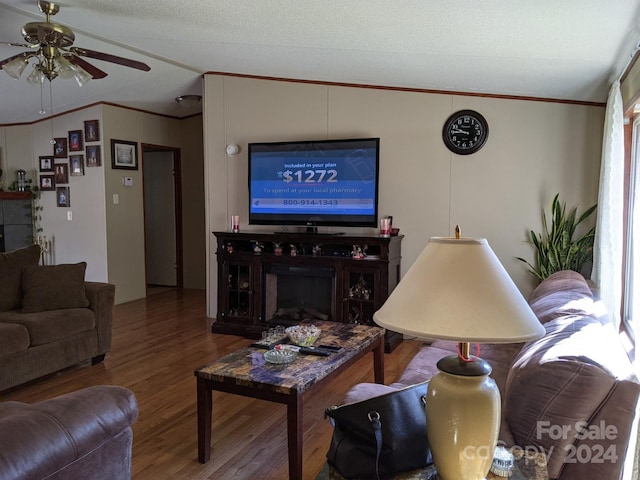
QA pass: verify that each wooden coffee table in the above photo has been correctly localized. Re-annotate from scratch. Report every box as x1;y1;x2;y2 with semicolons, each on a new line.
195;321;385;480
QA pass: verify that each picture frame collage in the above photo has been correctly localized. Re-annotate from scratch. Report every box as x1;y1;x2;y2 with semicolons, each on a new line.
40;119;101;207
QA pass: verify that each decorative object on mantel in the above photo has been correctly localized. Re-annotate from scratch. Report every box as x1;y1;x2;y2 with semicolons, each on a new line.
16;169;27;191
373;226;544;480
252;241;264;254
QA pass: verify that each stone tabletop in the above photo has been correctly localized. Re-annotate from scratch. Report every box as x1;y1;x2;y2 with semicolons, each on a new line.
195;321;385;395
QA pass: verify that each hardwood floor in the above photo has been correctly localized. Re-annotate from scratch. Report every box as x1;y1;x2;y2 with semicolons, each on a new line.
1;289;423;480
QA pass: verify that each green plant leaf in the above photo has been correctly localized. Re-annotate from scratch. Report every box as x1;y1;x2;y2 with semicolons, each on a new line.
518;194;596;281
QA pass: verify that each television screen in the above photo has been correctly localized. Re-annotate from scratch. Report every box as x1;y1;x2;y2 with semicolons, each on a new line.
248;138;380;229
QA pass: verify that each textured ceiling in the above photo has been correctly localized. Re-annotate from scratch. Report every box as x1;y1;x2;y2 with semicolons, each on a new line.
1;0;640;125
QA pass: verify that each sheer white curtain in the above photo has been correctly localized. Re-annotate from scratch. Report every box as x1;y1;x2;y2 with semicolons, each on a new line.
592;80;624;328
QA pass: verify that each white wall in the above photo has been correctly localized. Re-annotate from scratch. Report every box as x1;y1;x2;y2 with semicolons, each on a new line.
203;74;604;318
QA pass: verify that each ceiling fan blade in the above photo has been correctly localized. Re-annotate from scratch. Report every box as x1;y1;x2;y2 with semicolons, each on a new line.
67;55;108;79
0;52;33;68
70;47;150;72
0;42;38;48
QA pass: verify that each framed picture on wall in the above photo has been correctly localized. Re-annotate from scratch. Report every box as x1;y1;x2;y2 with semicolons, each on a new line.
84;120;100;142
111;139;138;170
39;174;55;191
53;138;67;158
85;145;101;167
68;130;83;152
56;187;70;207
39;156;54;172
70;155;84;176
54;163;69;185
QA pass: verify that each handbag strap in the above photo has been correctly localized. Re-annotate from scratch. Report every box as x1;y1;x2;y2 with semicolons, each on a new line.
367;411;382;480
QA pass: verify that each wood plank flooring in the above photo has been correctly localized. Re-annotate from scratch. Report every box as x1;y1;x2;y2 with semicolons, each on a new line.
1;289;423;480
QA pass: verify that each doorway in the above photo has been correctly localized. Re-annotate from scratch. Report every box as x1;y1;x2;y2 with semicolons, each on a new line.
142;144;183;293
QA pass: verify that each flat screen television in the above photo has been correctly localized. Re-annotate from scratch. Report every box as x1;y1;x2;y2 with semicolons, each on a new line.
248;138;380;231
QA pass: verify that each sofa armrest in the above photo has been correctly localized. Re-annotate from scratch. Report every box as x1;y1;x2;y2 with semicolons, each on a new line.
0;385;138;480
85;281;116;355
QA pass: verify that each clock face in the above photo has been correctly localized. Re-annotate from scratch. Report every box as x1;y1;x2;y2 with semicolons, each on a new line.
442;110;489;155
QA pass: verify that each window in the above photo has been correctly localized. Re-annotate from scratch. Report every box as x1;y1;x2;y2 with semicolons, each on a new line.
624;115;640;358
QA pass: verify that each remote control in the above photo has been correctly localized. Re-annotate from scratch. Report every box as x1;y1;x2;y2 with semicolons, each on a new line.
299;347;331;356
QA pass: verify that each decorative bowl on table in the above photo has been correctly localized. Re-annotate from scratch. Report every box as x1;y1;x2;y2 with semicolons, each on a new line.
264;349;297;364
285;325;321;347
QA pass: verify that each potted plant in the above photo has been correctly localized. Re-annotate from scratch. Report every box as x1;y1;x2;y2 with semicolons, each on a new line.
517;193;597;281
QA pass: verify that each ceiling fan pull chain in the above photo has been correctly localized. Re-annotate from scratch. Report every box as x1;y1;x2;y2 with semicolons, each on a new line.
49;80;55;144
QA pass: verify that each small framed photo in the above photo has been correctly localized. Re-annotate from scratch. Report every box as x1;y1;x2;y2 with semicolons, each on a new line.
84;120;100;142
54;163;69;185
111;139;138;170
85;145;101;167
68;130;83;152
53;138;67;158
56;186;70;207
70;155;84;176
39;156;54;172
39;174;55;191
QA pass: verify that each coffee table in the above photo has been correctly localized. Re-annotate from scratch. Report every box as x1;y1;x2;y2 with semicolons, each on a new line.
195;321;385;480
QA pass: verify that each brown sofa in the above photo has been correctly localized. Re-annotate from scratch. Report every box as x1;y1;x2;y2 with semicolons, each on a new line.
0;244;116;392
0;385;138;480
341;270;640;480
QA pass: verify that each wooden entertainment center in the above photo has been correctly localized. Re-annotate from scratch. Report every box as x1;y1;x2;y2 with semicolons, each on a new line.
212;231;404;352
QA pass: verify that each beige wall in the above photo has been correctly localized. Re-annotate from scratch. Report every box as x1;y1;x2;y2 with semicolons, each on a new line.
0;124;33;185
2;104;206;305
203;74;604;318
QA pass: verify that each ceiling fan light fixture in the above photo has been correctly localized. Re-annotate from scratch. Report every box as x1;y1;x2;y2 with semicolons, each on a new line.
2;56;29;79
72;65;92;87
175;94;202;109
26;66;46;85
56;55;76;79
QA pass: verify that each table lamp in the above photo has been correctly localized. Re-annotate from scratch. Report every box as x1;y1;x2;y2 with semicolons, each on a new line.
373;230;545;480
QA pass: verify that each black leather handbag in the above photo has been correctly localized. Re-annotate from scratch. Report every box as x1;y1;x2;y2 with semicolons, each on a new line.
324;381;433;480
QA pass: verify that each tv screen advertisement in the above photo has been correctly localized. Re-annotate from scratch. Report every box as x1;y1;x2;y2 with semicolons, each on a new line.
248;138;380;229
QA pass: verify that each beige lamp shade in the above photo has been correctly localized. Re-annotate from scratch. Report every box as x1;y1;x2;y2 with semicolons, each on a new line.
373;237;544;343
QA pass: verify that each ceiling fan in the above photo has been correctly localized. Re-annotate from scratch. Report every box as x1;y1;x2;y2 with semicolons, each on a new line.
0;0;150;85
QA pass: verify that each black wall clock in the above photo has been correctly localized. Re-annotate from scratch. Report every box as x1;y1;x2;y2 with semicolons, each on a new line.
442;109;489;155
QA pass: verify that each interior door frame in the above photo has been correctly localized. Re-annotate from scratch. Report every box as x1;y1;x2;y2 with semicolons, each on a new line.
142;143;184;290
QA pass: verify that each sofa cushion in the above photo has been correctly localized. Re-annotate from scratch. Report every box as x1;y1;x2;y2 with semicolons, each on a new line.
0;245;41;312
0;309;95;346
0;323;30;357
504;313;635;479
528;270;595;324
21;262;89;313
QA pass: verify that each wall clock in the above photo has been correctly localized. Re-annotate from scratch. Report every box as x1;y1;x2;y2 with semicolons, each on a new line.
442;110;489;155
